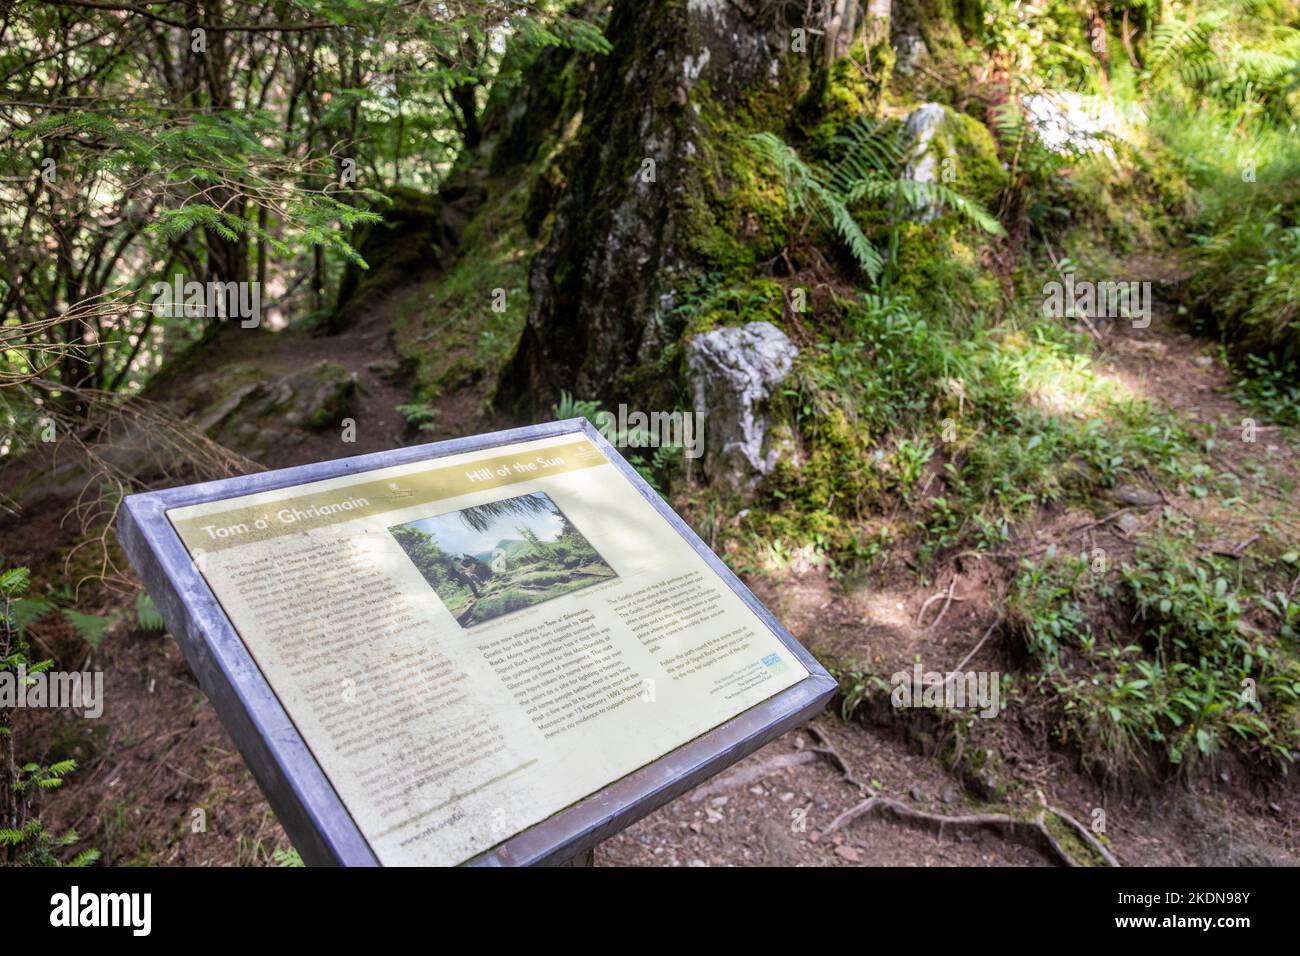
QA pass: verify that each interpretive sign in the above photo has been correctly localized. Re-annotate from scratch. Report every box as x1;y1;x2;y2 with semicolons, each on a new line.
118;420;836;866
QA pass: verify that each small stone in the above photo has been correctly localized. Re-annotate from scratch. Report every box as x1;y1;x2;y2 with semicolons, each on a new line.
705;809;723;823
748;786;765;796
1194;355;1214;367
1117;512;1142;535
710;796;729;807
835;845;862;863
808;831;821;844
910;784;924;802
940;783;956;805
780;791;795;802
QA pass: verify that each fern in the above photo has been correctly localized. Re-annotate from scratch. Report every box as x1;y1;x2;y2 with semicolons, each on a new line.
552;390;604;425
827;117;907;194
1147;10;1230;87
273;847;305;867
395;402;439;432
752;116;1007;285
61;609;113;650
135;592;166;632
748;132;883;280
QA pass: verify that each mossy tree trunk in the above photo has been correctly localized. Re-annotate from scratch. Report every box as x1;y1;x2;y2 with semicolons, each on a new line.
496;0;808;416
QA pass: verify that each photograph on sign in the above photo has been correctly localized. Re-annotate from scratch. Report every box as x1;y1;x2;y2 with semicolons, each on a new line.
389;491;617;627
163;432;810;865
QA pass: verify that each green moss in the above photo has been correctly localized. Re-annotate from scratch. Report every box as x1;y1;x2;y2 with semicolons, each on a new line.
682;94;795;275
891;220;1003;321
681;277;786;337
755;401;884;558
914;0;982;62
929;106;1008;210
804;55;877;158
391;175;540;400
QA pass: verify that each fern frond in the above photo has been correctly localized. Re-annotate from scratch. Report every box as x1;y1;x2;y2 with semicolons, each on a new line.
896;180;1006;236
748;132;883;279
135;592;165;632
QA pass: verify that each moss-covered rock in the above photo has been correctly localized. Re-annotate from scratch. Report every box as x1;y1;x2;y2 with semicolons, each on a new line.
183;359;357;459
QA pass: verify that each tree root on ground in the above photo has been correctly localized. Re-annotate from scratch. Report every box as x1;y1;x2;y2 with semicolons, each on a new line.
825;795;1119;867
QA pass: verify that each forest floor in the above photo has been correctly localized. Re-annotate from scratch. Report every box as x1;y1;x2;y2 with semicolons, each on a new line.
7;255;1299;867
601;279;1300;868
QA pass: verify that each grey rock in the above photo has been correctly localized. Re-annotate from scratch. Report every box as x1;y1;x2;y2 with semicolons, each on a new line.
687;321;798;491
1116;511;1142;535
939;783;957;805
901;103;946;223
1111;484;1163;507
1022;92;1114;157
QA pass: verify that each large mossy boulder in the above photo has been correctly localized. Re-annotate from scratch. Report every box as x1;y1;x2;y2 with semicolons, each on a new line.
180;359;357;460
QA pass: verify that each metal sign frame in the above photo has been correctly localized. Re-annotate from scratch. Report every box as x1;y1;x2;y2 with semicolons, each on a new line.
118;418;837;866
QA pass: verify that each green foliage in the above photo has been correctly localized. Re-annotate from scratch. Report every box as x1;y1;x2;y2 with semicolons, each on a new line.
833;117;1006;237
1;567;97;866
747;131;883;280
273;847;305;867
1231;355;1300;426
135;593;166;633
1133;1;1300;367
749;117;1003;285
550;392;681;491
60;610;113;651
1005;537;1300;779
396;402;441;433
553;390;603;424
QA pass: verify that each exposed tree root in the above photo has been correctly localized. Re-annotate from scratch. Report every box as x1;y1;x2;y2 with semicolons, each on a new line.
1048;804;1121;867
825;795;1119;867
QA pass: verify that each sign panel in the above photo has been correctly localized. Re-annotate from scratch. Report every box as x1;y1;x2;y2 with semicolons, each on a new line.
120;421;835;866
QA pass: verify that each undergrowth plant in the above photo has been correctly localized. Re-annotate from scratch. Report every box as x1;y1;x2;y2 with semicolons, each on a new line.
0;568;99;867
747;118;1003;284
1006;537;1300;779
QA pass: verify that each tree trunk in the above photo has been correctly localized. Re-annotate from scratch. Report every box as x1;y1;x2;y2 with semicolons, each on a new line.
495;0;802;416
